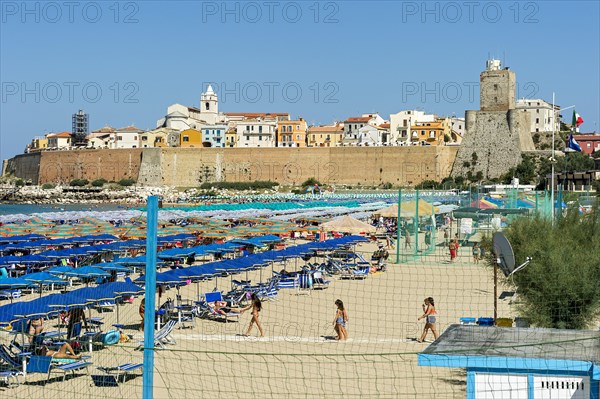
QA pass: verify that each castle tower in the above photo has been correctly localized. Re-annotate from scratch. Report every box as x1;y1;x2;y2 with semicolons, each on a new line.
480;59;516;111
451;60;534;180
200;85;218;124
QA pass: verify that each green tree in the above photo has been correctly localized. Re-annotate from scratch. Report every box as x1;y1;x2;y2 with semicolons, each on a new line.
504;208;600;329
301;178;321;188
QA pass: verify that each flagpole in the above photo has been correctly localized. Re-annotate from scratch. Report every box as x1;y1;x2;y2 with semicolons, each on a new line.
551;93;555;225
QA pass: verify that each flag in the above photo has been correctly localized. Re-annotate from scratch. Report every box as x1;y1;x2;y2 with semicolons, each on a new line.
567;133;582;152
572;110;584;128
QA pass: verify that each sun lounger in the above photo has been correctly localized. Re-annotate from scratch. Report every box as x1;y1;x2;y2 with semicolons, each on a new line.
339;266;370;280
203;292;240;323
92;363;143;386
0;344;29;374
27;355;92;382
137;319;178;349
0;370;21;387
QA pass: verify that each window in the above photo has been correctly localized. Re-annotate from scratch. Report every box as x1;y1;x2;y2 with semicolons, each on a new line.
296;125;299;130
205;102;210;110
296;135;300;140
259;135;262;141
259;126;263;133
183;136;189;142
282;126;286;133
117;136;123;140
421;130;425;135
246;136;249;140
282;135;286;142
536;118;539;123
142;136;147;141
246;126;250;132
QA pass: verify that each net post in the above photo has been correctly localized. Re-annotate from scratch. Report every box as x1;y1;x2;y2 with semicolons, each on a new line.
143;195;158;399
414;190;419;257
395;188;401;264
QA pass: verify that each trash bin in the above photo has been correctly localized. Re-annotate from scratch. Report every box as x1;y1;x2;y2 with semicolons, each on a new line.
495;318;513;327
514;317;530;328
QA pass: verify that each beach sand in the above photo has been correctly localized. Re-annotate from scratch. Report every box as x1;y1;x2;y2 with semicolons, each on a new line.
2;238;515;398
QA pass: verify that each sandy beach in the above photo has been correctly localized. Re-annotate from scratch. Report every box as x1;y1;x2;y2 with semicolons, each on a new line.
0;235;517;399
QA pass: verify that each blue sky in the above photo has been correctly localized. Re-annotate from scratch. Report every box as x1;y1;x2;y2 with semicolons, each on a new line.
1;1;599;159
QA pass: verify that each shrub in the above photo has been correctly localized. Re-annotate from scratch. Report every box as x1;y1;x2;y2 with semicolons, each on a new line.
91;178;107;187
118;179;136;187
301;178;321;188
199;181;278;190
70;179;89;187
504;208;600;329
41;183;55;190
15;179;24;187
381;182;393;189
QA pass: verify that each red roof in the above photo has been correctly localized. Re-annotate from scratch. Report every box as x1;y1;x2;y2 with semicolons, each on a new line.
225;112;289;117
344;117;371;123
379;123;390;128
48;132;71;138
116;125;143;132
573;134;600;141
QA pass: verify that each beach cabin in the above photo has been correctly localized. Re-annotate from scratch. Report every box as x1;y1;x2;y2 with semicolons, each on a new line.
418;325;600;398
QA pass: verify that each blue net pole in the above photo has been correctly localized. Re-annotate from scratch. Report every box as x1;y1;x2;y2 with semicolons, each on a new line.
143;196;158;399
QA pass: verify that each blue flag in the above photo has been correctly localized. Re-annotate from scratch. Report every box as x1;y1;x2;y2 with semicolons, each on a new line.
568;134;582;152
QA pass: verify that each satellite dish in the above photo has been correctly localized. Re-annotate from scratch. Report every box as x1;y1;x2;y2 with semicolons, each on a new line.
492;232;516;277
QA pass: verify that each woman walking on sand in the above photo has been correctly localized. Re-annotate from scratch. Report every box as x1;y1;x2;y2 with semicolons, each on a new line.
238;293;264;337
417;297;439;343
333;299;348;341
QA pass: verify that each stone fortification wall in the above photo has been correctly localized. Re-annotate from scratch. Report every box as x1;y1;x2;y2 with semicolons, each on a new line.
6;146;458;186
138;146;458;187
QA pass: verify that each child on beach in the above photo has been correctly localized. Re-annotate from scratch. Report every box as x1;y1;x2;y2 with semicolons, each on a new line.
333;299;348;341
472;243;480;264
417;297;439;343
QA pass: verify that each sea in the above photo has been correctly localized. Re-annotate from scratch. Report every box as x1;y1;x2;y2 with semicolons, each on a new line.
0;203;128;216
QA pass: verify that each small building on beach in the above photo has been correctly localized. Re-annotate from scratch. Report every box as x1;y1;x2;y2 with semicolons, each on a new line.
418;324;600;398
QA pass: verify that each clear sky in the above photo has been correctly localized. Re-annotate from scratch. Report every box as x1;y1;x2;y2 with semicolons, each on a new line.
1;0;598;159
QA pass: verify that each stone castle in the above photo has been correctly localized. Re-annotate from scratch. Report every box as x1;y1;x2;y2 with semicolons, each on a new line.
451;59;535;180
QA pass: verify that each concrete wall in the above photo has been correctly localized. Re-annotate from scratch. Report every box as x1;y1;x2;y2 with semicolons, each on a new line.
6;146;458;186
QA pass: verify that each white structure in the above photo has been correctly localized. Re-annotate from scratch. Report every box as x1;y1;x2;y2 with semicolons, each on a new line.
342;114;384;145
156;85;227;130
114;126;144;149
355;124;390;146
449;117;466;138
238;120;277;147
389;110;435;145
516;99;561;133
201;124;227;148
47;132;72;149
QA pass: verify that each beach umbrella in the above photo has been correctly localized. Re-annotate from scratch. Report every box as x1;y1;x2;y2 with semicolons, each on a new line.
22;271;68;297
91;262;131;273
63;266;110;279
0;277;33;290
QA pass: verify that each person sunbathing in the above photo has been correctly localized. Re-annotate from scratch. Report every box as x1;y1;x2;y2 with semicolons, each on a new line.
210;300;230;315
36;342;82;360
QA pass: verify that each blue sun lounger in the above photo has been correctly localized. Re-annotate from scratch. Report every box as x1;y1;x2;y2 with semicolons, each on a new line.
92;363;143;386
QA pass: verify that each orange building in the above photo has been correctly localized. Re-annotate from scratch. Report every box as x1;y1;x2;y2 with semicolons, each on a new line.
277;118;308;147
180;129;202;147
410;119;451;146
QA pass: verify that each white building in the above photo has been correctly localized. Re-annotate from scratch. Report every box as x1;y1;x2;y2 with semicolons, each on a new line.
201;124;227;148
156;85;227;130
342;114;384;145
516;99;561;133
389;110;435;145
238;120;277;148
449;117;466;138
356;124;390;146
114;126;144;149
47;132;72;149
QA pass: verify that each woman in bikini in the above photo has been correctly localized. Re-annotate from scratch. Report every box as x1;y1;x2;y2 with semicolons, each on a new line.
333;299;348;341
28;317;44;343
417;297;439;343
237;293;264;337
36;342;82;360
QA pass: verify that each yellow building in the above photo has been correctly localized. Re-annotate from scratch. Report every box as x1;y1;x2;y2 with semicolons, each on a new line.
277;118;308;147
180;129;202;147
225;128;237;148
307;124;344;147
28;136;48;152
410;118;451;146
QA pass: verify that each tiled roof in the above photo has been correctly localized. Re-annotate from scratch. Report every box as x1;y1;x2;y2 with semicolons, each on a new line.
48;132;72;138
225;112;289;117
344;117;371;123
309;125;344;133
574;134;600;141
92;126;116;133
117;125;143;132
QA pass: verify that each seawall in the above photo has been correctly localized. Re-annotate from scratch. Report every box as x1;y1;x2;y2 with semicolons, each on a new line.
4;147;458;186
